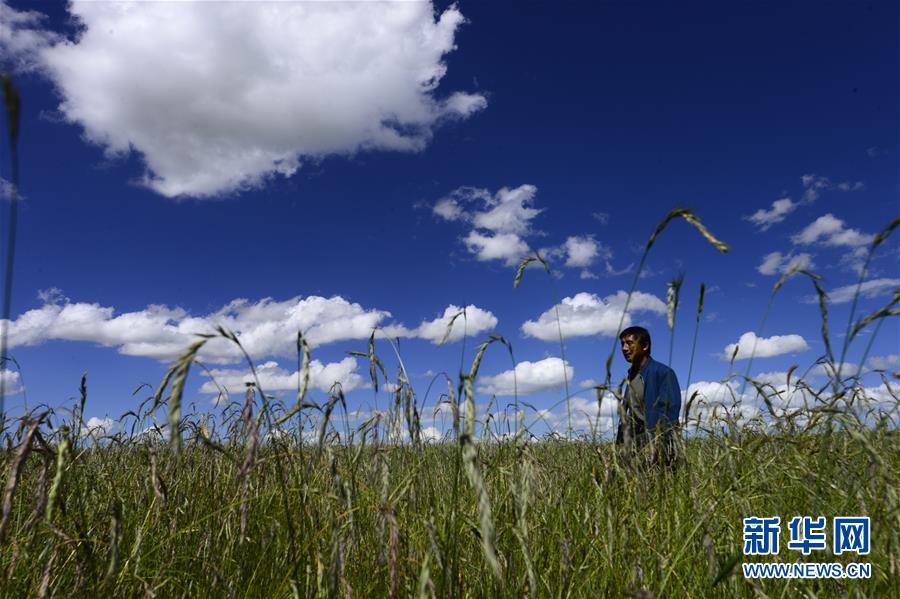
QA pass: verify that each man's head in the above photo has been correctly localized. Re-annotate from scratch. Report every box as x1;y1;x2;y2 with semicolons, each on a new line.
619;326;651;366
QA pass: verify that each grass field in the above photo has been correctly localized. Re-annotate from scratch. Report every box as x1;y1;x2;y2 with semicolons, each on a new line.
0;409;897;597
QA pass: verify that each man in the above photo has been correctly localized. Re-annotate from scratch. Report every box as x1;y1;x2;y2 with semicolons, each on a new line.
615;326;681;466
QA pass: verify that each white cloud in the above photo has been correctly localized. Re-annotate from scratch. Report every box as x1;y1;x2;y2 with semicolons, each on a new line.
808;362;860;379
801;174;864;203
867;355;900;371
535;394;620;435
24;1;485;198
855;384;900;414
540;236;612;274
681;377;830;426
435;187;616;274
522;291;666;341
723;332;810;361
817;278;899;305
0;1;59;71
751;371;792;387
432;186;490;222
681;381;764;429
592;212;610;225
433;198;467;222
420;426;444;443
6;295;390;363
684;378;897;430
198;358;364;396
540;235;613;270
756;251;815;276
464;231;530;266
684;381;752;407
562;235;607;268
0;177;23;203
3;293;492;364
476;357;573;396
791;214;873;248
745;197;797;231
604;261;633;277
435;184;541;266
472;185;542;235
399;304;497;344
791;214;874;274
83;416;117;436
0;369;22;395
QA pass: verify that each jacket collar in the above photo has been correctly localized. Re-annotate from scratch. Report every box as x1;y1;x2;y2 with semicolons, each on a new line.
628;356;654;378
629;355;655;378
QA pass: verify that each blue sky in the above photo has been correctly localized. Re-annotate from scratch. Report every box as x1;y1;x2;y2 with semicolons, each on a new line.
0;0;897;438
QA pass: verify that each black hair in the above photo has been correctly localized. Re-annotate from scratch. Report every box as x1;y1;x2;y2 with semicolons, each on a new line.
619;326;651;352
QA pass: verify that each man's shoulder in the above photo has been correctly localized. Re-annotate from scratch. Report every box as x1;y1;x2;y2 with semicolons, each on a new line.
644;357;677;379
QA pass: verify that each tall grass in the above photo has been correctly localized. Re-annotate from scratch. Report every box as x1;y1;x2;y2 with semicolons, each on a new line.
0;395;895;596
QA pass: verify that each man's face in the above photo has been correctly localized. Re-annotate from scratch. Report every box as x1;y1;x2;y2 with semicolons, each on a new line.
620;334;648;365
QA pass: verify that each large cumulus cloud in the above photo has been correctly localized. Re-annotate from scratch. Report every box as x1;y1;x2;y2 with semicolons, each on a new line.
10;1;485;197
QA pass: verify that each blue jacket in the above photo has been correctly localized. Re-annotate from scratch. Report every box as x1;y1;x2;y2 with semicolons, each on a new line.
634;356;681;433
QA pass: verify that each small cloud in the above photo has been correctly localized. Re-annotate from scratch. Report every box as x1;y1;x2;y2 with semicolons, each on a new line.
810;278;899;305
0;369;22;395
401;304;497;344
522;290;665;341
420;426;444;443
637;265;660;280
463;230;530;266
436;184;541;266
723;332;810;360
791;214;873;248
542;236;613;271
800;175;865;204
36;287;66;304
433;198;467;222
751;371;793;387
756;251;815;276
791;214;875;273
0;177;22;202
476;357;573;396
592;212;610;225
0;2;60;72
867;354;899;371
604;261;633;277
472;185;542;235
83;416;118;436
744;197;797;231
808;362;859;379
563;235;609;268
866;147;884;159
